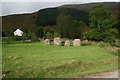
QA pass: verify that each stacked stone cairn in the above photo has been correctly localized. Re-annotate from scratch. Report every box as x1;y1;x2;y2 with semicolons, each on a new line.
81;40;89;45
44;39;50;45
44;38;82;46
54;37;61;46
73;39;81;46
64;40;70;46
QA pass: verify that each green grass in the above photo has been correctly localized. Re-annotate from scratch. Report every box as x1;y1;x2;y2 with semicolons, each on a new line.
2;42;118;78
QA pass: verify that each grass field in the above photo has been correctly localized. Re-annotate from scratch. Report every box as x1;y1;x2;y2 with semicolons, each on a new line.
2;42;118;78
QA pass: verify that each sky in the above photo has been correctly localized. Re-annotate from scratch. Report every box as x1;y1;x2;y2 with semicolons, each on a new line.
1;0;120;16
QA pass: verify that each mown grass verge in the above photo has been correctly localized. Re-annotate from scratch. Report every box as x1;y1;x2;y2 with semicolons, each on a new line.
2;42;118;78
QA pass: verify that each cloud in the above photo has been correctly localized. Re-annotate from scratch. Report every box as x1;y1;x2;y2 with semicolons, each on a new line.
1;0;119;16
1;0;120;2
2;2;77;16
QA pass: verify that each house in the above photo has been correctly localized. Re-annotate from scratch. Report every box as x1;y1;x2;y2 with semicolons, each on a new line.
14;29;23;36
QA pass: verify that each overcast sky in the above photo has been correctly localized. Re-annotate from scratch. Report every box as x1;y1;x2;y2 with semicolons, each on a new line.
1;0;120;16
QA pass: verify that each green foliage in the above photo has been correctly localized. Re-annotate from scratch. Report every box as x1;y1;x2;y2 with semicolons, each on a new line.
14;36;23;41
2;37;15;43
36;7;89;26
36;8;58;26
35;28;44;38
89;4;118;42
118;27;120;39
45;32;53;39
57;13;86;39
22;30;32;40
2;36;23;43
82;27;91;39
65;8;89;25
54;31;61;37
57;13;73;38
3;30;13;37
74;21;86;39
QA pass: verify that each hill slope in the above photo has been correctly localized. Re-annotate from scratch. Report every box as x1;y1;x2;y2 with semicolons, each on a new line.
2;2;120;37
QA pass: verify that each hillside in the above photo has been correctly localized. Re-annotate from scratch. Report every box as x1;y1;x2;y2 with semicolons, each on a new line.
2;2;120;37
61;2;119;13
36;7;89;26
2;12;38;36
61;2;120;28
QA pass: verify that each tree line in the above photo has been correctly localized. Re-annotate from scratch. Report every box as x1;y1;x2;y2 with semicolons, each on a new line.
35;4;118;43
2;4;118;43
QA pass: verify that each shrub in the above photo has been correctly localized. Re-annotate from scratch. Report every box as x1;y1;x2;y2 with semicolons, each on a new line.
2;37;15;42
54;32;61;37
45;32;53;40
3;30;13;37
35;28;44;38
2;36;23;43
14;36;23;41
22;30;32;40
82;27;91;40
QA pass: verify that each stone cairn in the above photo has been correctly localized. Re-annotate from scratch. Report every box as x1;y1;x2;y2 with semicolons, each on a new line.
64;40;70;46
81;40;89;45
44;39;50;45
73;39;81;46
54;37;61;46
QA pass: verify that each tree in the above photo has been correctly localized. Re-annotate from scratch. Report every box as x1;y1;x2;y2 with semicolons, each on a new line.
36;28;44;38
57;13;86;39
82;26;91;39
74;21;86;39
57;13;73;38
36;8;58;26
89;4;118;42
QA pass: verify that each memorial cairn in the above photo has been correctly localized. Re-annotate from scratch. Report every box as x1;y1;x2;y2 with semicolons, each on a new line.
44;37;82;46
53;37;61;46
73;39;81;46
64;40;70;46
44;39;50;45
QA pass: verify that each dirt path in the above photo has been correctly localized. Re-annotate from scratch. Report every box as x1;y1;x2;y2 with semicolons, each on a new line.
84;70;119;78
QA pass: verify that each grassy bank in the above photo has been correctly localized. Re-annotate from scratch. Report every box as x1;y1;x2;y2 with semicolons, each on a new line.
2;42;118;78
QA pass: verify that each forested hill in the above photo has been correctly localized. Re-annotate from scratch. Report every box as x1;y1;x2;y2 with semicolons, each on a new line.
36;7;89;26
61;2;119;13
2;2;119;37
61;2;120;27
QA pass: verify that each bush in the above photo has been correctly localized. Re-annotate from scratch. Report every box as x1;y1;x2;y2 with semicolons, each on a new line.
35;28;44;38
45;32;53;40
14;36;23;41
54;32;61;37
2;36;23;43
3;30;13;37
82;27;91;40
2;37;14;42
22;30;32;40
